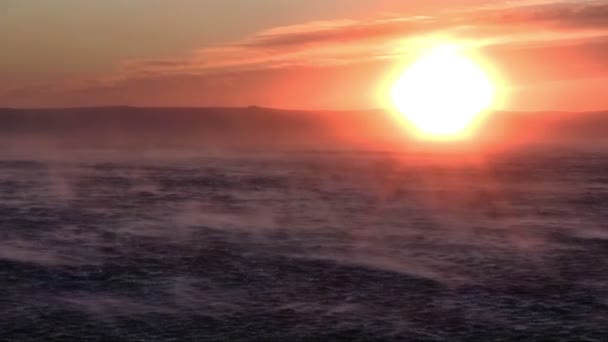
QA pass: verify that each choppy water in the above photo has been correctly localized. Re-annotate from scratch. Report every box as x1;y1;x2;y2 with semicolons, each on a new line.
1;149;607;341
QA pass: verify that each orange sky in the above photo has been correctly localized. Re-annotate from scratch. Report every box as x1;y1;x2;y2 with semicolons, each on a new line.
1;0;607;110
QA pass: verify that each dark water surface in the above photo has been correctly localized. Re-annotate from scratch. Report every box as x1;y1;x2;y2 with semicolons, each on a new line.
1;149;607;341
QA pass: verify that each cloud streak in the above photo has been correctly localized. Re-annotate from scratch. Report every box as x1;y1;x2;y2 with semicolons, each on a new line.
119;0;608;75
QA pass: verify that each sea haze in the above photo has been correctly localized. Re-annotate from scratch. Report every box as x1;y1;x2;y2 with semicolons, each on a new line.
0;107;607;341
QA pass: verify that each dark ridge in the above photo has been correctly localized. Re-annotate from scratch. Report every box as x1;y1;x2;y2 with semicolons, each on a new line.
0;107;606;151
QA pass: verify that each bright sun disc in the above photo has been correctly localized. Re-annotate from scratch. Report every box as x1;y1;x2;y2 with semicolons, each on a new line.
390;44;496;139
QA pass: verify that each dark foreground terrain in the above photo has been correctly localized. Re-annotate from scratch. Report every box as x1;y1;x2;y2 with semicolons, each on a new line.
1;147;607;341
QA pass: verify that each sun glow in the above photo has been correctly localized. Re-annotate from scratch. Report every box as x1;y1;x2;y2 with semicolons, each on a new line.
390;44;497;140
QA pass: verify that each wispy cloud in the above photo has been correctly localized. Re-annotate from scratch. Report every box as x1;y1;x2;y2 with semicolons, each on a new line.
116;0;608;76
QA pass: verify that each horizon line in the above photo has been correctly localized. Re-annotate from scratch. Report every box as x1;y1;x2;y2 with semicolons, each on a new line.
0;105;603;115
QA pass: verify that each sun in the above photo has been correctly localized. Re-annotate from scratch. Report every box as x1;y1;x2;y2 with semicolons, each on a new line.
390;44;496;140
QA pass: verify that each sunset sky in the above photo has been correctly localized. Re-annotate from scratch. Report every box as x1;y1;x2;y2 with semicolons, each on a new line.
1;0;607;110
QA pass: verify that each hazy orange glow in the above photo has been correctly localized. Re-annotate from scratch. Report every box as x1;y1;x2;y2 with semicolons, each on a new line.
390;44;498;140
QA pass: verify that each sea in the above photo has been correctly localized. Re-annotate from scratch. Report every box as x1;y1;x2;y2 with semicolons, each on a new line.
1;147;607;341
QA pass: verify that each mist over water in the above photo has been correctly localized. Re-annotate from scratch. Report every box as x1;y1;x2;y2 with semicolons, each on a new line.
1;108;608;340
1;145;607;340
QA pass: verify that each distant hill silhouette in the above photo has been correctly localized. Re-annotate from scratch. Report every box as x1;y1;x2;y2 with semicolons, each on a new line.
0;106;606;152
